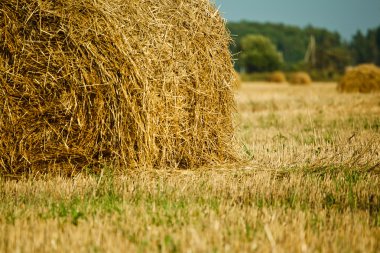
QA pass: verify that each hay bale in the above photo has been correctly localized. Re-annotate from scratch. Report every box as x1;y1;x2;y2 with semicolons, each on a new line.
268;71;287;83
232;70;242;89
289;72;312;85
0;0;237;174
337;64;380;93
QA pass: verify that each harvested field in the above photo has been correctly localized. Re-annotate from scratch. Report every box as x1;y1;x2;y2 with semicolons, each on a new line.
1;82;379;253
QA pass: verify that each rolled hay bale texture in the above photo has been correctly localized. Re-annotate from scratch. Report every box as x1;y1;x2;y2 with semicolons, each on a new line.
268;71;287;83
289;72;312;85
337;64;380;93
0;0;237;174
232;70;242;89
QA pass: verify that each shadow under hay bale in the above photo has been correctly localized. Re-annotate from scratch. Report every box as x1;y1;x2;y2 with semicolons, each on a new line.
337;64;380;93
0;0;237;175
288;72;312;85
268;71;287;83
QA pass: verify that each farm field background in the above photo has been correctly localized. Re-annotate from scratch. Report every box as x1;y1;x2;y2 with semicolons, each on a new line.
1;82;379;253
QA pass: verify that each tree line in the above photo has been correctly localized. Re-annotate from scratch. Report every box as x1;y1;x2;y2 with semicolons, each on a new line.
227;21;380;78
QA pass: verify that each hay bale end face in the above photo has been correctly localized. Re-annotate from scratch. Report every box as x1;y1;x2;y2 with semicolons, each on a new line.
289;72;312;85
338;64;380;93
0;0;237;174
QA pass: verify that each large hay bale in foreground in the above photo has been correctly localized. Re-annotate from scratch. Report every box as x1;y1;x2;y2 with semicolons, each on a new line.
0;0;237;174
232;70;242;89
289;72;312;85
268;71;287;83
337;64;380;93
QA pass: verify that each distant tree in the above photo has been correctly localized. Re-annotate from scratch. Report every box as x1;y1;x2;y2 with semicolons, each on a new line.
305;27;351;71
227;21;351;72
239;35;283;73
323;47;352;75
228;21;379;75
351;31;372;64
228;21;309;68
373;27;380;65
350;27;380;66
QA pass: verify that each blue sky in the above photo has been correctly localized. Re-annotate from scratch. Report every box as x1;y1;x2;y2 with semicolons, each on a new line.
214;0;380;40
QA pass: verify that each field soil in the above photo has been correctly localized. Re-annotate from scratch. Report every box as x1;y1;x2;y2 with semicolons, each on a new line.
1;82;379;253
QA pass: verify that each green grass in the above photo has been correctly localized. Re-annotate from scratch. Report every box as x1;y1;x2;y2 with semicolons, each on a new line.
1;168;379;252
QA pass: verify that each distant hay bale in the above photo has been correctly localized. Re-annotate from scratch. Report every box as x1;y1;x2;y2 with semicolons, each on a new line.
268;71;287;83
0;0;237;174
289;72;312;85
337;64;380;93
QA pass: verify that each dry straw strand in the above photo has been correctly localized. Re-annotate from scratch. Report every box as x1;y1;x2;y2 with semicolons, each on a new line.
0;0;238;175
232;70;242;89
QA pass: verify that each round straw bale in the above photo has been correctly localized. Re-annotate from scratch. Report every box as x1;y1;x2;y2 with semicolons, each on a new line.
0;0;237;174
337;64;380;93
289;72;312;85
232;70;242;89
268;71;287;83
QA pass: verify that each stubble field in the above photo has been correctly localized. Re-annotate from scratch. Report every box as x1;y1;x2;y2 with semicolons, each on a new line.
1;82;379;253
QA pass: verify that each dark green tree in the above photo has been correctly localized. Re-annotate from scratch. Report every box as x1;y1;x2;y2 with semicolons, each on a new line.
350;27;380;66
304;27;352;74
228;21;309;68
239;35;283;73
376;27;380;65
351;31;372;64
